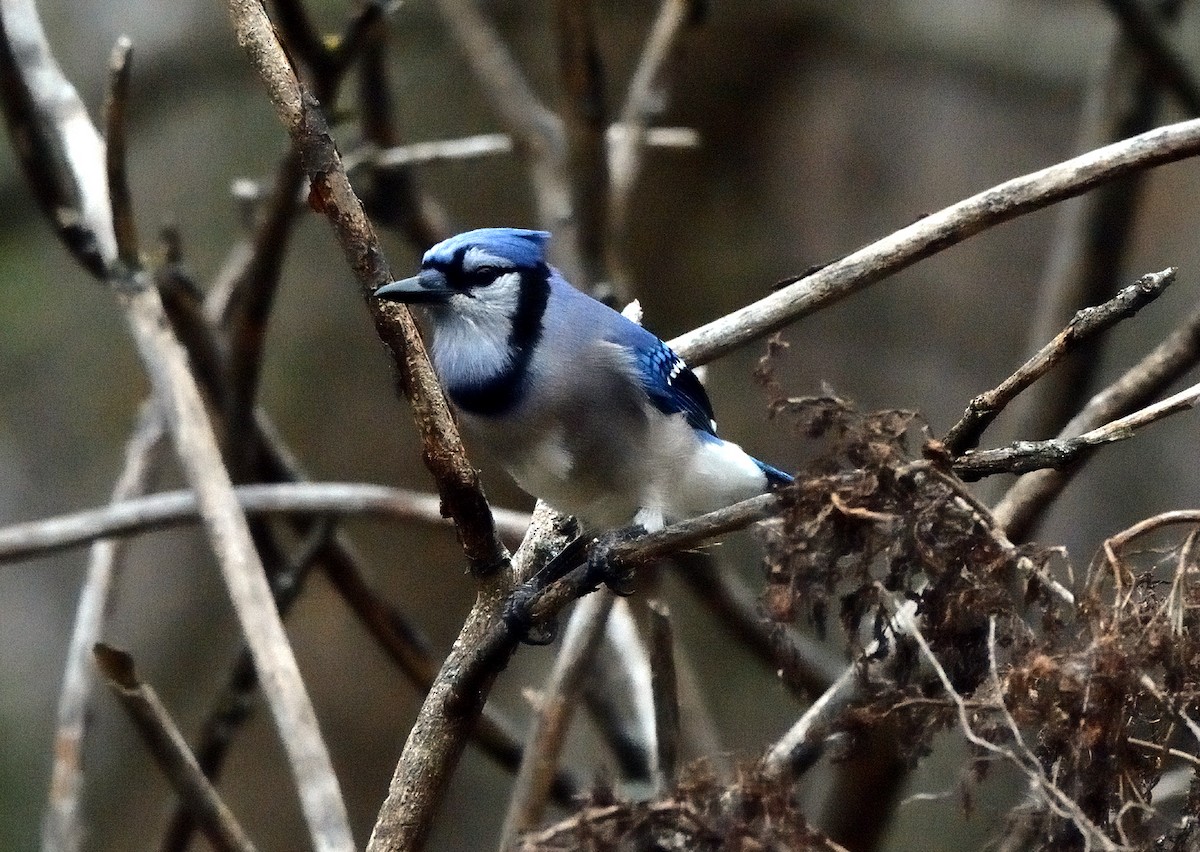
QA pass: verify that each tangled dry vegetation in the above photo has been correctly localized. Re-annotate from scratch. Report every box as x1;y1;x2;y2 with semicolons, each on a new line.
8;1;1200;851
516;372;1200;851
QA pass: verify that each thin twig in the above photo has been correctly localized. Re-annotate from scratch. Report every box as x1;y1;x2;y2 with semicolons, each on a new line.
228;0;508;576
582;599;657;782
355;11;448;249
994;302;1200;540
906;611;1122;850
367;503;577;852
1105;510;1200;552
608;0;692;288
103;37;137;267
498;590;616;850
669;116;1200;367
1101;0;1200;115
761;599;917;776
43;404;165;852
555;0;613;299
0;482;530;565
219;148;305;470
647;599;680;791
347;126;698;171
93;644;258;852
943;268;1176;454
432;0;582;278
955;377;1200;479
1012;22;1166;442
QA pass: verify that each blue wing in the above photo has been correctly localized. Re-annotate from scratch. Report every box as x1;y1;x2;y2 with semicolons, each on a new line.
630;337;717;436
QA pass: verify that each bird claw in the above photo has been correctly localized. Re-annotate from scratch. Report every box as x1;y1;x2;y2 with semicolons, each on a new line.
586;525;645;596
502;581;559;646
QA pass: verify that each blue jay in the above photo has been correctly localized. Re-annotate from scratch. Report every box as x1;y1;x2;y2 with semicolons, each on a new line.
373;228;791;532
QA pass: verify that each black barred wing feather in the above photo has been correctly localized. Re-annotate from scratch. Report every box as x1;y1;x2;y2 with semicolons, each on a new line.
633;339;717;436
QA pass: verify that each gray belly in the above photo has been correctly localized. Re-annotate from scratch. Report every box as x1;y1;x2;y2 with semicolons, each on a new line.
457;404;650;527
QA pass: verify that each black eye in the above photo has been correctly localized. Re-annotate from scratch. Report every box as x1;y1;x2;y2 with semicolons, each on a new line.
469;265;504;285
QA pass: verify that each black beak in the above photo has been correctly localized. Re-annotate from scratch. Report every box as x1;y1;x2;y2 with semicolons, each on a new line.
373;270;453;304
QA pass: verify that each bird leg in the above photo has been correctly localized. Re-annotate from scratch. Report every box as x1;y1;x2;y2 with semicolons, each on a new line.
500;520;647;645
502;533;589;645
583;525;646;597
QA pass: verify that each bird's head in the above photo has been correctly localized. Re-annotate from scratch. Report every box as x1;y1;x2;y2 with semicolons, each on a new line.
373;228;551;323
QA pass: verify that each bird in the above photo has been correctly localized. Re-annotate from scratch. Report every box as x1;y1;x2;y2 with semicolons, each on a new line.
373;227;791;533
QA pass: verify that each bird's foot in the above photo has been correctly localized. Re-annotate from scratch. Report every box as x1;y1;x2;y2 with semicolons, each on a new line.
585;524;646;597
502;581;558;646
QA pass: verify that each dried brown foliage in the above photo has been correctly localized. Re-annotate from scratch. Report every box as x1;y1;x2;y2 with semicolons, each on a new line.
746;359;1200;850
519;762;836;852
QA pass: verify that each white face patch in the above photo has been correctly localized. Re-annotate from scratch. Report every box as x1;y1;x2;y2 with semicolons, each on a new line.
429;271;524;385
462;246;516;274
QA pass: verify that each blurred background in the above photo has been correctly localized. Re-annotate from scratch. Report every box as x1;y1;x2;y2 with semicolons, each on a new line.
3;0;1200;849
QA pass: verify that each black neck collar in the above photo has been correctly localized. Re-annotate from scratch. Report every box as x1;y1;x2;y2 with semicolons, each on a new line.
446;264;551;416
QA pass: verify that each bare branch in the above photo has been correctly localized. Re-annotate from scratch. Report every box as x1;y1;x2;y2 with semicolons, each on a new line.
608;0;692;287
432;0;559;156
120;269;354;851
647;599;680;791
367;503;577;852
906;613;1123;851
555;0;613;299
1101;0;1200;115
0;482;530;565
432;0;585;279
762;598;917;776
669;116;1200;367
103;37;137;267
1012;23;1166;442
0;0;116;274
0;7;353;847
994;301;1200;540
94;645;258;852
582;599;657;782
943;268;1176;454
226;0;508;574
348;126;697;171
355;12;449;250
957;378;1200;479
43;405;165;852
160;519;334;852
498;590;615;850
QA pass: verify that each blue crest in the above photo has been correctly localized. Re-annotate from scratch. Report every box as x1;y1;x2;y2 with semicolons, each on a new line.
423;228;552;269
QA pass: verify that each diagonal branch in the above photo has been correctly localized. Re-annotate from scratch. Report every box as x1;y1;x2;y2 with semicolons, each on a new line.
0;482;531;565
43;404;165;852
367;502;577;852
227;0;507;575
608;0;693;289
432;0;584;280
669;116;1200;367
0;12;355;849
498;590;616;849
1011;18;1169;443
943;268;1176;454
555;0;612;299
994;300;1200;540
94;645;259;852
1101;0;1200;115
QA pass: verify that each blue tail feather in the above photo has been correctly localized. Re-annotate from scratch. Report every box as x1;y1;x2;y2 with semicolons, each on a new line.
754;457;793;488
